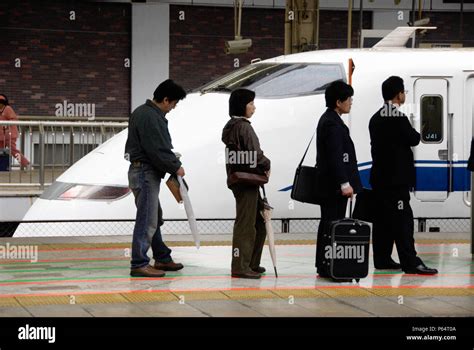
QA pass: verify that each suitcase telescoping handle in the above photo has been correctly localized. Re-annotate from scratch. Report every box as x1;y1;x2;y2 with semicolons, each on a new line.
345;197;354;219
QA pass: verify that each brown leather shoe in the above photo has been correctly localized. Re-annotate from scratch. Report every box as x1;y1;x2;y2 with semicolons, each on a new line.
154;260;184;271
130;265;166;277
231;271;261;279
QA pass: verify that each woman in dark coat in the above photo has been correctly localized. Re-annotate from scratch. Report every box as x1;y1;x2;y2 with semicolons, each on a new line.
221;89;271;279
315;81;362;281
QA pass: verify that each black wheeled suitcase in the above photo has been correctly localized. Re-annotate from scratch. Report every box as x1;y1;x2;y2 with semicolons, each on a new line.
323;200;371;282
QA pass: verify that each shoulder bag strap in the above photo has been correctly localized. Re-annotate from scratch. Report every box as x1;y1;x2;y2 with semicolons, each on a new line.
298;130;316;167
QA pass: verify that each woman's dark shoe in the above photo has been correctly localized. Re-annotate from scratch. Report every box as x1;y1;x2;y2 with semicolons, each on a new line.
252;266;266;274
231;271;261;279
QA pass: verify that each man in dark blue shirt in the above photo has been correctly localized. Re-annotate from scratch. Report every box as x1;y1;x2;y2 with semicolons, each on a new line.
125;79;186;277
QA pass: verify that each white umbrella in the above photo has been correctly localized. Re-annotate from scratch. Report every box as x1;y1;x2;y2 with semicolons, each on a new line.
260;186;278;277
177;176;200;249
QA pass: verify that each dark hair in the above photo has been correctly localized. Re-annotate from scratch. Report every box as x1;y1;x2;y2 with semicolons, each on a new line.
228;89;255;117
153;79;187;103
382;76;404;101
325;80;354;109
0;94;9;105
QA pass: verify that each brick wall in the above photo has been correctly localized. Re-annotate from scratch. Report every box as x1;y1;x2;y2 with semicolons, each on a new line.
416;11;474;46
169;5;373;91
169;5;285;91
0;0;131;118
318;10;372;50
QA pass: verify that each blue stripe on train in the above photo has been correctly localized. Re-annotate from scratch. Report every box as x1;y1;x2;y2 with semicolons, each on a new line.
280;161;471;192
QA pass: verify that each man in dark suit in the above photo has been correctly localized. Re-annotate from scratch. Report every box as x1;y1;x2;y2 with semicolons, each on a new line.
315;81;363;279
369;76;437;275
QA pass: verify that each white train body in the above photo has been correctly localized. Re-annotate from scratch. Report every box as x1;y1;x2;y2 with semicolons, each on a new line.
18;47;474;236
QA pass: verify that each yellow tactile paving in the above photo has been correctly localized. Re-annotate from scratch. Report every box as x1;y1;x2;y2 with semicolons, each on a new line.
369;287;474;297
16;295;71;306
271;288;330;299
2;287;473;307
74;293;130;304
222;289;279;300
121;292;178;303
318;287;377;298
0;297;21;307
171;291;229;301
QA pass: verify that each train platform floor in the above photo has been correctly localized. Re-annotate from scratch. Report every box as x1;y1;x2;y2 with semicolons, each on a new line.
0;232;472;317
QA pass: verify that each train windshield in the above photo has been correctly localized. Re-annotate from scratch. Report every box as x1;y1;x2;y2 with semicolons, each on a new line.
196;63;345;98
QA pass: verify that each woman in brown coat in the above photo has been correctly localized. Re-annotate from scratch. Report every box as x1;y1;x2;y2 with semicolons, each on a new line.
221;89;271;279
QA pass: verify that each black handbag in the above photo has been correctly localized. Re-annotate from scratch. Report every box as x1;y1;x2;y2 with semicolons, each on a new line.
291;131;326;205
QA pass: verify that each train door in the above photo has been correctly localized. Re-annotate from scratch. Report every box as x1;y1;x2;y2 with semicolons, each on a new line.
412;78;451;202
464;76;474;207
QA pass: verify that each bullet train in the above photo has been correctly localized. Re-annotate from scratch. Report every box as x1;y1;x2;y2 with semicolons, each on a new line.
17;28;474;236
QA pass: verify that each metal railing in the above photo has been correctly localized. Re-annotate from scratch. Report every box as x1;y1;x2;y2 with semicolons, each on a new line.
1;217;470;238
0;120;128;189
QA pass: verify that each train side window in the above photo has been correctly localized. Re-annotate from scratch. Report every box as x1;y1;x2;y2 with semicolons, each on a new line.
420;95;443;143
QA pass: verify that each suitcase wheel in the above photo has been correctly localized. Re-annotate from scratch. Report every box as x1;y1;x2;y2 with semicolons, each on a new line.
355;279;360;283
